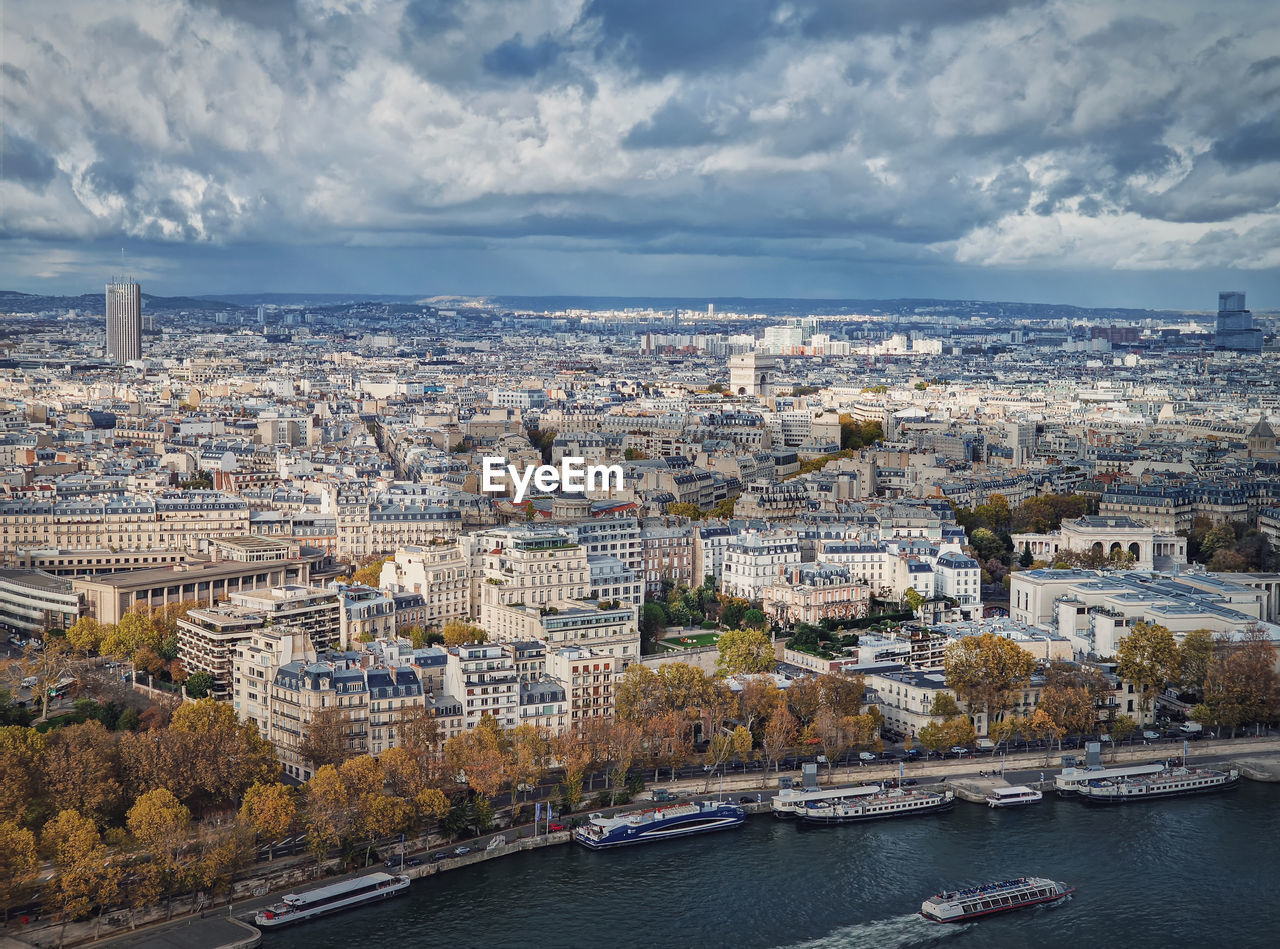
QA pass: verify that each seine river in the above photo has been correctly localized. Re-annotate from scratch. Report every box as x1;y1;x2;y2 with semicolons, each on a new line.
266;781;1277;948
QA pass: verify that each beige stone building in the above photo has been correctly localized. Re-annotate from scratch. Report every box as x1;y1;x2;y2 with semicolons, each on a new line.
379;543;471;628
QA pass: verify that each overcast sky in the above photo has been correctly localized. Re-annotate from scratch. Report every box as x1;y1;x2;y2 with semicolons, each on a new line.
3;0;1279;308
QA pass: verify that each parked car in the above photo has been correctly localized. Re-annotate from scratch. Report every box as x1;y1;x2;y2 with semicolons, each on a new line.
1142;730;1161;740
383;856;402;868
431;851;449;862
901;778;918;787
738;796;757;804
454;846;471;856
949;746;970;757
405;857;423;867
548;822;565;832
858;751;878;762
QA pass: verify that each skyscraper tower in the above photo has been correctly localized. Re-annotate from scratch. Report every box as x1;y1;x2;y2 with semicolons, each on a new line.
105;280;142;363
1214;291;1262;353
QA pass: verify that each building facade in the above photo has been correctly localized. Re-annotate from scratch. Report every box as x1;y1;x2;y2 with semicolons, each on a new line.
105;280;142;363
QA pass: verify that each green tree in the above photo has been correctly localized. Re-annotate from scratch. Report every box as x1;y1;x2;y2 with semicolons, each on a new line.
715;627;775;676
1200;522;1238;563
40;720;122;826
1115;621;1180;712
1178;629;1216;695
742;608;769;631
968;528;1006;563
442;620;487;647
943;633;1036;726
1199;628;1280;737
126;788;192;898
919;717;975;756
928;692;962;718
903;587;925;615
1104;715;1138;757
352;557;389;587
169;698;278;809
183;670;215;699
640;602;668;652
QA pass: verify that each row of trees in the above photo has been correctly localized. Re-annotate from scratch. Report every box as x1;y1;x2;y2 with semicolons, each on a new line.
6;602;205;720
1;699;280;922
1115;620;1280;735
1;699;276;831
1185;518;1276;572
613;661;882;779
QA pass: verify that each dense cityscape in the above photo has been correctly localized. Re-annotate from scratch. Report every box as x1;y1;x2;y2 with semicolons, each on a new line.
4;0;1280;947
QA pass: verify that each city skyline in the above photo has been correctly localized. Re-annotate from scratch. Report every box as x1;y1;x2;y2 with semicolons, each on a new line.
3;1;1279;307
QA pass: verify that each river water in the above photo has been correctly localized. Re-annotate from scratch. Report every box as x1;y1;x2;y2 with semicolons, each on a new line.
265;781;1277;948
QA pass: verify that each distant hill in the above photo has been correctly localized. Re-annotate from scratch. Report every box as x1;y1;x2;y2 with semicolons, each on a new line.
195;292;424;306
0;290;234;312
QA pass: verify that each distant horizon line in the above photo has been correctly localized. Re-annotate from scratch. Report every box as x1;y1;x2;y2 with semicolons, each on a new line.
3;287;1263;315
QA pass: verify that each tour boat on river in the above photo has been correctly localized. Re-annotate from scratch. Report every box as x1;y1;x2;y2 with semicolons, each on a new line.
800;786;953;824
986;785;1043;808
1078;766;1239;804
254;872;410;929
921;877;1074;922
574;801;746;850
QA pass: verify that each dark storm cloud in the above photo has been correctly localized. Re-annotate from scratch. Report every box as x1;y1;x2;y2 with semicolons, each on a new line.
622;99;737;149
189;0;304;33
582;0;782;77
3;0;1280;296
1211;118;1280;167
1;126;57;186
483;33;564;78
791;0;1046;38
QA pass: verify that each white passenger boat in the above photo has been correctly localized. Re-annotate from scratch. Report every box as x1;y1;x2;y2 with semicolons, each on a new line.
986;785;1043;808
921;877;1073;922
769;783;881;818
1054;762;1165;797
1078;766;1239;804
801;786;953;824
254;872;410;929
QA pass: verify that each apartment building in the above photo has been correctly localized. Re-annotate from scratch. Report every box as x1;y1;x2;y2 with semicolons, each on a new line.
176;606;266;699
546;646;615;723
762;563;870;627
639;524;695;594
334;583;396;646
227;584;342;650
587;555;644;606
379;542;471;628
0;569;80;639
721;530;801;600
483;601;640;668
0;490;250;555
519;677;569;732
263;658;427;781
932;552;983;620
444;642;519;730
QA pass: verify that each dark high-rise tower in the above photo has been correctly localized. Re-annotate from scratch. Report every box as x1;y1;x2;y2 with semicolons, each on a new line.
1214;291;1262;353
105;280;141;363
